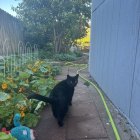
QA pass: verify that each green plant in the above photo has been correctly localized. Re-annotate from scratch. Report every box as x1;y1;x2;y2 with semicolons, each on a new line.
74;51;83;57
14;0;91;53
0;59;61;128
21;113;40;128
54;53;77;61
0;93;29;128
84;81;90;87
38;50;54;59
0;132;16;140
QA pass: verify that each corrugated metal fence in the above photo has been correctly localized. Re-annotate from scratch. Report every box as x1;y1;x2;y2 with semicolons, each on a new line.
0;9;24;55
89;0;140;132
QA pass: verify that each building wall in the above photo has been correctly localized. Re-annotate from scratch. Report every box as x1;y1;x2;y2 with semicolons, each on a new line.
0;9;24;55
89;0;140;132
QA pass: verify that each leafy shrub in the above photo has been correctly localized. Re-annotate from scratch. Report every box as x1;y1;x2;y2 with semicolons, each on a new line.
54;53;77;61
51;65;61;76
74;50;83;57
0;59;61;128
38;50;54;59
38;43;55;59
0;132;16;140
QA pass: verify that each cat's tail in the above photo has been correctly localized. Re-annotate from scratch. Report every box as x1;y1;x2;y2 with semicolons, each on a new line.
27;92;53;104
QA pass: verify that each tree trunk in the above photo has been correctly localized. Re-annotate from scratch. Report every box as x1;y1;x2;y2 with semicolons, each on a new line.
53;26;60;54
53;25;64;54
55;34;63;53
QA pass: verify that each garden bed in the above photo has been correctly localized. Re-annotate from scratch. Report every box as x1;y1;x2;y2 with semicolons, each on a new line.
0;59;61;130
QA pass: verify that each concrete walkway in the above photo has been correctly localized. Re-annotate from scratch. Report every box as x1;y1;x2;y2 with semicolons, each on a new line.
35;67;115;140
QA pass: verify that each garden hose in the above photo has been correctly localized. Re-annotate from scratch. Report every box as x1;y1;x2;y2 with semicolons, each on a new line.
33;61;121;140
65;62;121;140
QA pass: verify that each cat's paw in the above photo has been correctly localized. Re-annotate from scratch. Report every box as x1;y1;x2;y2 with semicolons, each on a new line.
58;121;64;127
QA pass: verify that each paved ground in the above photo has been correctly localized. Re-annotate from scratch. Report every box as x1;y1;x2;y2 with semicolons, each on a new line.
35;64;140;140
35;66;115;140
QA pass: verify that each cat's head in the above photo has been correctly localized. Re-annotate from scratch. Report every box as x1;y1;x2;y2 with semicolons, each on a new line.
66;74;79;87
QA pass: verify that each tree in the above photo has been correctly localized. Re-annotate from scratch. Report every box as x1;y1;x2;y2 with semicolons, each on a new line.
13;0;91;53
76;27;90;50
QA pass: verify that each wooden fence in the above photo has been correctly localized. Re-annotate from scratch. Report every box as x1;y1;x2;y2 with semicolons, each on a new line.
0;8;24;55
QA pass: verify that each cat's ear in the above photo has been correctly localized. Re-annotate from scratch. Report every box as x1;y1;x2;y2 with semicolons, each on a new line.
76;74;79;78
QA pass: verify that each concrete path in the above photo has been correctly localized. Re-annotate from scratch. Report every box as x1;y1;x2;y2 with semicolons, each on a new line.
35;67;115;140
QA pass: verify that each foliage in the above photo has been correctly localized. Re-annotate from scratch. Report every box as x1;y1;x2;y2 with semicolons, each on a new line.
72;50;83;57
0;132;16;140
76;27;90;50
37;43;55;59
13;0;91;53
0;59;61;129
38;49;54;60
75;51;83;57
21;113;40;128
0;93;29;128
84;81;90;87
54;53;77;61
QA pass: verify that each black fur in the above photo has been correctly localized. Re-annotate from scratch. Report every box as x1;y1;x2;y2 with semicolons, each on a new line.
28;74;79;127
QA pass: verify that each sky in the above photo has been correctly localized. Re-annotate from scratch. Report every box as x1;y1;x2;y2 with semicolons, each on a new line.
0;0;20;16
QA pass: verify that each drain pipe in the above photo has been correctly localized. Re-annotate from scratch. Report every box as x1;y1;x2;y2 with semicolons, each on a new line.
77;65;121;140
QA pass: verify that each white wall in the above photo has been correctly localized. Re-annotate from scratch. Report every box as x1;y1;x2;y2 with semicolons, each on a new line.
89;0;140;131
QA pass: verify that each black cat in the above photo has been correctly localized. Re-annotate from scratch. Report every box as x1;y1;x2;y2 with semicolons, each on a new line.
28;74;79;127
